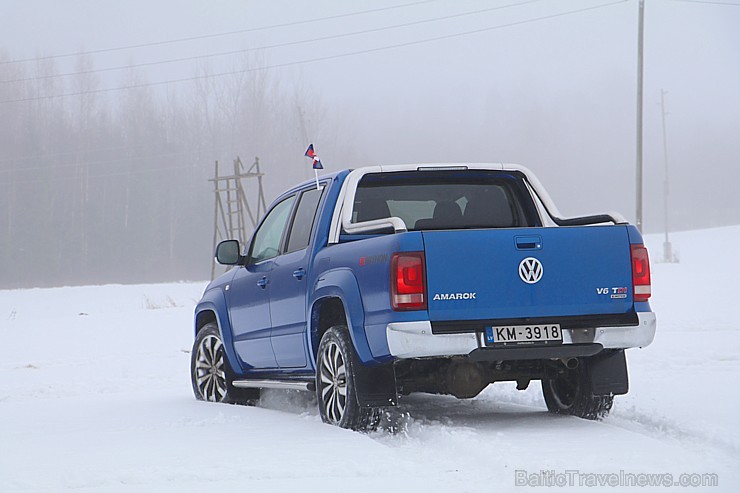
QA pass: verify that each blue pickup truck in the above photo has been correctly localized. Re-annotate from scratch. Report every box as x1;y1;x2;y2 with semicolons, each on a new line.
190;164;655;430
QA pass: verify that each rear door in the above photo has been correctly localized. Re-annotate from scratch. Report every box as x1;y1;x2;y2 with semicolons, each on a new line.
423;226;634;322
269;186;325;368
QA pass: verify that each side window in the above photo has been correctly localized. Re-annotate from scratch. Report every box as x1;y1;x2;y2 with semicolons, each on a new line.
249;196;296;264
285;187;324;253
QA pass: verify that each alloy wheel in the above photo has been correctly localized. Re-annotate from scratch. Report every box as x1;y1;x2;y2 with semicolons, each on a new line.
194;334;227;402
319;341;347;424
548;369;579;409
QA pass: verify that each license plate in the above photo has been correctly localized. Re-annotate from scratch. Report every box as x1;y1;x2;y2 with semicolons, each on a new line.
484;324;562;345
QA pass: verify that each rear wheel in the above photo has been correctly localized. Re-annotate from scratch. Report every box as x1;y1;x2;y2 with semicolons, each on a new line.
316;326;379;431
191;323;259;404
542;359;613;420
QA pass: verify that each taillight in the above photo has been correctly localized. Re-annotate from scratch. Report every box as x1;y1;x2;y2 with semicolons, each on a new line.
391;252;427;311
631;244;651;302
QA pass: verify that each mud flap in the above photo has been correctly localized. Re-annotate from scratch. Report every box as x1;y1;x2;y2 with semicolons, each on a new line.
588;349;629;395
353;360;398;407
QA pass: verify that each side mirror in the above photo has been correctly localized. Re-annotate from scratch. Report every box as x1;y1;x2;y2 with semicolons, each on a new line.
215;240;243;265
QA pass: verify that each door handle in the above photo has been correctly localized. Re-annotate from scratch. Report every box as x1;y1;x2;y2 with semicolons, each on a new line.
292;268;306;280
257;276;269;288
515;235;542;250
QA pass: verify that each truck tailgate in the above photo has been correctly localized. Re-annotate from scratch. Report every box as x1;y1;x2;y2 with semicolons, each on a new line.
423;226;634;322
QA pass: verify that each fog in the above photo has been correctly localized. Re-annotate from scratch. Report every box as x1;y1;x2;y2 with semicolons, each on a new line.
1;0;738;288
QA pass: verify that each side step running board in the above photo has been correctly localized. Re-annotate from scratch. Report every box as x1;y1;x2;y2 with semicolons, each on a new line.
232;379;315;392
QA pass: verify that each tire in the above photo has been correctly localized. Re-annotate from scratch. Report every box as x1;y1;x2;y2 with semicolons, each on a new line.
316;326;379;431
542;358;614;420
191;323;260;404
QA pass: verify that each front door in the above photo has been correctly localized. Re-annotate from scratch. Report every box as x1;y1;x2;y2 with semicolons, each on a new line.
227;195;295;369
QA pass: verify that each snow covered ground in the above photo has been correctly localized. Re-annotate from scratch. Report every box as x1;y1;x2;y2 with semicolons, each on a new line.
1;226;738;492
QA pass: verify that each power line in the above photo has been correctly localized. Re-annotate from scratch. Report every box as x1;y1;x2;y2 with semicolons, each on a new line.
0;0;435;66
1;0;542;85
671;0;740;5
0;0;628;106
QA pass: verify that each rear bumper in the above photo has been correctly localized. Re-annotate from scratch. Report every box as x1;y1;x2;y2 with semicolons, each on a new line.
385;312;656;359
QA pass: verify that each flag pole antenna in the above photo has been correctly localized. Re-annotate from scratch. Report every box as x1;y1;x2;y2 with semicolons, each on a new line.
304;144;323;190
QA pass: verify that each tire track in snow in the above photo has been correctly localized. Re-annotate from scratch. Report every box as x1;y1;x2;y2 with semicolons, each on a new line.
607;406;740;460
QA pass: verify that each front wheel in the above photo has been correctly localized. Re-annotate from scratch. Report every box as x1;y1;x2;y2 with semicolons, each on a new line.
191;323;259;404
316;326;379;431
542;359;614;420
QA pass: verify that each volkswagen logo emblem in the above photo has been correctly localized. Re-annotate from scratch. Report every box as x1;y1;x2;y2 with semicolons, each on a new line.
519;257;543;284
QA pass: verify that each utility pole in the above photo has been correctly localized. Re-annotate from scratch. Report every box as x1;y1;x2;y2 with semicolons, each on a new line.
635;0;645;232
660;89;675;262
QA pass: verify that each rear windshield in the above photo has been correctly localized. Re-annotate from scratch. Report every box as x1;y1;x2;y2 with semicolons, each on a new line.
352;170;541;231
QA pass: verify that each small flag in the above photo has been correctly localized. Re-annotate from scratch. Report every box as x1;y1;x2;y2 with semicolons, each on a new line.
305;144;316;159
305;144;323;170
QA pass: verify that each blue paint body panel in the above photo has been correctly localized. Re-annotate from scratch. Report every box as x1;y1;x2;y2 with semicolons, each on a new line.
423;226;634;321
310;231;426;364
269;249;310;368
228;258;278;369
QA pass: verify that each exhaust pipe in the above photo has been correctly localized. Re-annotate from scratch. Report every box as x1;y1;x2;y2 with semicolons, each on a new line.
561;357;579;370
